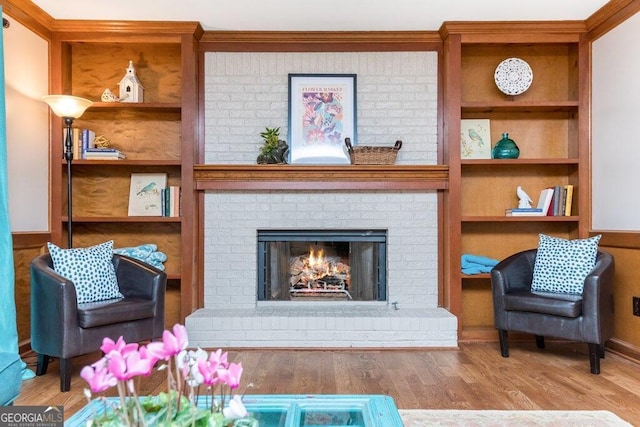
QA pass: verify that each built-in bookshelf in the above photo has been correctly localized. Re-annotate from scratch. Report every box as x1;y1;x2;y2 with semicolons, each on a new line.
48;23;202;325
441;22;590;340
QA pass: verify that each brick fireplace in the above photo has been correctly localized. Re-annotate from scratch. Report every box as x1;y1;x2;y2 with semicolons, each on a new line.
185;50;457;348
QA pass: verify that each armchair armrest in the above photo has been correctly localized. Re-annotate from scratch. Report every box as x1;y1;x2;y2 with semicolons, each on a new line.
490;249;537;296
581;251;615;342
30;255;80;355
113;254;167;303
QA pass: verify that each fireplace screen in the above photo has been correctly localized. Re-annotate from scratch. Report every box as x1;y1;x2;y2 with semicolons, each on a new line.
257;230;387;301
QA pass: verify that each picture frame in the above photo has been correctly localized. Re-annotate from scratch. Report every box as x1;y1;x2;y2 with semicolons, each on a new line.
460;119;492;159
128;173;167;216
288;73;357;164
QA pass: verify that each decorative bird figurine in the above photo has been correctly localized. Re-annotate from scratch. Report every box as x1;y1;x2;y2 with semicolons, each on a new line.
137;182;157;196
101;88;119;103
468;128;485;146
516;186;533;208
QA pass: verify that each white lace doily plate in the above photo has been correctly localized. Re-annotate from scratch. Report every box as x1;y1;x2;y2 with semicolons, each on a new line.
494;57;533;96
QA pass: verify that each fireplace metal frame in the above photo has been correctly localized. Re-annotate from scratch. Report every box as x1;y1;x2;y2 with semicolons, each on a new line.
257;229;388;302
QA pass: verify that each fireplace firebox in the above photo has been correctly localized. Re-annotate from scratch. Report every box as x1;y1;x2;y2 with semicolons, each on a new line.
257;230;387;302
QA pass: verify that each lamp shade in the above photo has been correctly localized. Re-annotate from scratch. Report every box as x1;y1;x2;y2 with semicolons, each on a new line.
42;95;93;119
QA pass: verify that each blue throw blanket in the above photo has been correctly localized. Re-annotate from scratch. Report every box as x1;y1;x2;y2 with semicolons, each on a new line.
114;244;167;271
461;254;499;275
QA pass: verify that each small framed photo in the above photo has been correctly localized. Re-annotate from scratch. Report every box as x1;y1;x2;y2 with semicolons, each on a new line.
288;73;357;164
128;173;167;216
460;119;491;159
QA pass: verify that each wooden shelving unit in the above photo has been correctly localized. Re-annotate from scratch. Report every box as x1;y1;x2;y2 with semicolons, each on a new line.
441;23;590;341
48;22;202;325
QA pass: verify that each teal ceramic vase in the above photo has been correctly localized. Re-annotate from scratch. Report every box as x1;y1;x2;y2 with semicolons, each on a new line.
492;133;519;159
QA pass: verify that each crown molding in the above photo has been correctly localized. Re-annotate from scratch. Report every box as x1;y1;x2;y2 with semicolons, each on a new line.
200;30;442;52
586;0;640;41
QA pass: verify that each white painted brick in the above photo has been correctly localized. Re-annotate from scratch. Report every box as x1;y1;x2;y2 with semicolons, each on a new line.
194;51;451;347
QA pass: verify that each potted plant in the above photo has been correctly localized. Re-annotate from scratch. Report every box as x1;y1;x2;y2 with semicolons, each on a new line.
257;127;288;164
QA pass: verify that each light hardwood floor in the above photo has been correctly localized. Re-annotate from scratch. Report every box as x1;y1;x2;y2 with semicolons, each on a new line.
14;341;640;424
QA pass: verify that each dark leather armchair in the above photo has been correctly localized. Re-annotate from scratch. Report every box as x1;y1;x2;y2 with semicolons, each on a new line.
490;249;614;374
30;253;166;391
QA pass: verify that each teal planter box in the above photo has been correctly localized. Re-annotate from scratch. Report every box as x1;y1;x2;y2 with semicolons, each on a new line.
65;394;403;426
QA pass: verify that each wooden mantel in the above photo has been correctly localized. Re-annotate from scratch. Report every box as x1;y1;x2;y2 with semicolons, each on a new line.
194;164;449;191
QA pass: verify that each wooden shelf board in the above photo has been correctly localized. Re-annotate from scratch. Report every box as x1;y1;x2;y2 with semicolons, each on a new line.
64;216;182;223
88;102;181;111
461;100;579;113
461;158;579;165
462;273;491;280
194;164;449;191
70;160;182;166
462;216;579;222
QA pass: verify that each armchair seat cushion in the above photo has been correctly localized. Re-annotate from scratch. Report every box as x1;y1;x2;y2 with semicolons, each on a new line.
504;290;583;318
78;297;156;328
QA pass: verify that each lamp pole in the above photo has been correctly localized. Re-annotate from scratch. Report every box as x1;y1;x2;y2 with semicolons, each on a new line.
42;95;93;248
63;117;75;248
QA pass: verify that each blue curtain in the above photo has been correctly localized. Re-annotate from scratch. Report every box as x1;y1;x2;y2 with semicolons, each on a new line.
0;7;28;380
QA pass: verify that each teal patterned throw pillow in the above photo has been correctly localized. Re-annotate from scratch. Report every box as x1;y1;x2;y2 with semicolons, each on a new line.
47;240;123;304
531;234;601;295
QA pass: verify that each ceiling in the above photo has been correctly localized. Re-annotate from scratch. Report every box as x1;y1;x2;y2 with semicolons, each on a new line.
29;0;610;31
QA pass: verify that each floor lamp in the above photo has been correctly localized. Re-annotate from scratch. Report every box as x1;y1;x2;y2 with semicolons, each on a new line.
43;95;93;248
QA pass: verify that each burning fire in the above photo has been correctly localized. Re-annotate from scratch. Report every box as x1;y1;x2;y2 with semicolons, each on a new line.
308;248;324;268
289;246;350;293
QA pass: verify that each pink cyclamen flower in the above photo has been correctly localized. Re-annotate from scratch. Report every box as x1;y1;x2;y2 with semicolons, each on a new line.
80;359;118;393
100;336;138;357
218;362;243;389
146;324;189;360
223;395;248;419
108;349;156;381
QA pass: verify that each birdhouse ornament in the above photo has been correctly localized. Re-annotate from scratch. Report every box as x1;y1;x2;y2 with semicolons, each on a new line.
118;60;144;103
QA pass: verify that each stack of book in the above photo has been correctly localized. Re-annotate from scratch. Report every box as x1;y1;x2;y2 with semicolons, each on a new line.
162;186;181;217
83;147;126;160
505;185;574;217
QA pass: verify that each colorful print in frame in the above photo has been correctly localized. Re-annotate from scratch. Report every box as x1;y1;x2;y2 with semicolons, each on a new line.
288;74;356;164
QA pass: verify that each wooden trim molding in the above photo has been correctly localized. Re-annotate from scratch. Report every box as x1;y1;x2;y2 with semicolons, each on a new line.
439;21;587;43
607;337;640;364
194;164;449;191
586;0;640;40
0;0;53;39
591;230;640;249
12;232;50;250
199;31;442;52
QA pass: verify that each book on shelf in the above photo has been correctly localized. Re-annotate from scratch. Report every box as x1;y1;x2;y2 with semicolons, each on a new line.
128;173;167;216
83;148;126;160
552;185;565;216
505;208;545;216
536;188;555;216
63;127;82;160
162;186;181;217
564;184;574;216
81;129;96;158
170;185;180;217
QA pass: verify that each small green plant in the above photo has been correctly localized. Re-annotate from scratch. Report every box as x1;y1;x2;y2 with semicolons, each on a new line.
259;127;281;155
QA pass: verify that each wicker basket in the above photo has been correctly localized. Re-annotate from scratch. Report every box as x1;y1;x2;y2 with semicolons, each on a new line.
345;138;402;165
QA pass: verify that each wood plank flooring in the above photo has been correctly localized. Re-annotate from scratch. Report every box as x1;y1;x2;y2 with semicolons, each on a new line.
14;341;640;424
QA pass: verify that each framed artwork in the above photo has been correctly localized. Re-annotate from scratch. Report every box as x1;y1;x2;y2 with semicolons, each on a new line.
288;73;357;164
128;173;167;216
460;119;491;159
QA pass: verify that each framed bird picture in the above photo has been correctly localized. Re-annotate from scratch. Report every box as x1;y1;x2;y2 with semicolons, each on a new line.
460;119;491;159
128;173;167;216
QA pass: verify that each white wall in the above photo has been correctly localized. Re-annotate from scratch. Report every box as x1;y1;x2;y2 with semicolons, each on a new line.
3;14;49;232
591;11;640;230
